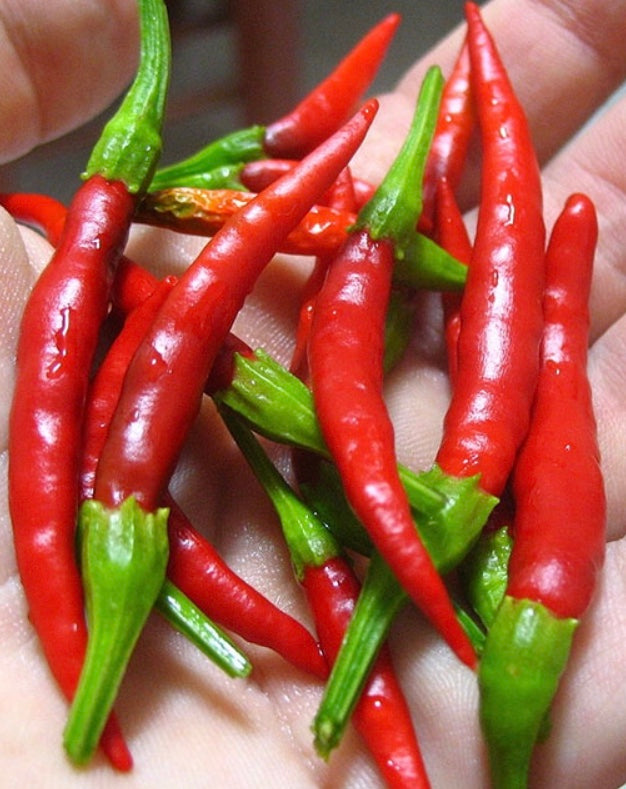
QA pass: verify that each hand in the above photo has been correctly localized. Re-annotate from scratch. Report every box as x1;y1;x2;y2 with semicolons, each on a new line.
1;1;625;786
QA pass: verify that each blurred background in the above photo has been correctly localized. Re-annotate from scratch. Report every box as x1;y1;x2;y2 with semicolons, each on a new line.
1;0;474;202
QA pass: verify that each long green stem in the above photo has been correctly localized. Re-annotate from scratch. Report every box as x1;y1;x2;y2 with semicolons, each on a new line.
83;0;171;193
219;406;339;576
155;580;252;678
150;126;266;190
313;552;405;757
310;465;495;753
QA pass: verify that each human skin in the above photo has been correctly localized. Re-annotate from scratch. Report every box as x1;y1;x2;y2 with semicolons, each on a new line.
1;0;626;786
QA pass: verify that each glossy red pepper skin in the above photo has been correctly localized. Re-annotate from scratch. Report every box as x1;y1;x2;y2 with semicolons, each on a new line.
93;101;377;513
79;277;175;502
420;42;474;234
8;175;136;771
435;2;545;498
303;558;431;789
290;166;360;380
507;194;605;618
165;499;327;679
434;177;472;385
309;228;476;669
263;14;399;158
78;263;327;679
0;191;67;246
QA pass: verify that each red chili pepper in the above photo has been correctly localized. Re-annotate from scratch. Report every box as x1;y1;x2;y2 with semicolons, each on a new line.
479;193;604;788
94;100;377;513
434;177;472;385
507;193;605;618
136;187;357;257
62;104;376;760
7;0;170;768
308;67;476;669
419;41;474;234
241;159;376;208
435;2;546;498
0;191;67;246
263;14;399;158
164;497;327;679
304;559;431;788
308;229;474;670
7;176;137;772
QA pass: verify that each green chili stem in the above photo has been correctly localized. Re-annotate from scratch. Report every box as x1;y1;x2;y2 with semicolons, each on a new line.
150;126;266;190
213;348;446;514
155;580;252;678
393;230;467;291
313;551;405;757
453;598;487;655
63;497;169;765
356;65;444;250
310;465;496;753
83;0;171;193
219;406;339;576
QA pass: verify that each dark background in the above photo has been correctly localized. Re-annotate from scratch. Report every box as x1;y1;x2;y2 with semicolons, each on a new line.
1;0;475;202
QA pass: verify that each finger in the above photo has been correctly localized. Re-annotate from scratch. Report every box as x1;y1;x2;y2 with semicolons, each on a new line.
0;209;40;451
543;93;626;341
0;0;138;163
589;308;626;541
396;0;626;165
532;536;626;787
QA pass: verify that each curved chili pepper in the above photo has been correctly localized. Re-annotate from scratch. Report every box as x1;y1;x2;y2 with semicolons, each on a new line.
136;187;357;257
434;2;546;499
0;191;67;246
164;497;327;679
419;41;474;234
309;67;476;669
479;193;605;789
263;14;400;158
221;409;430;788
150;14;398;194
7;0;170;768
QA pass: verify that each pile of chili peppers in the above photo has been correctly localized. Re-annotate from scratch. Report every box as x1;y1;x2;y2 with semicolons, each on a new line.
3;1;606;787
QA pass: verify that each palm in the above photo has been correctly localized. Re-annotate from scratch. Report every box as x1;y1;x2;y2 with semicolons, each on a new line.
1;0;625;786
